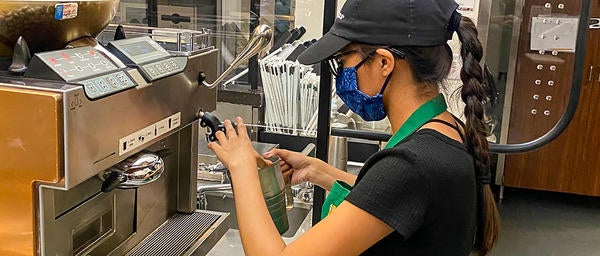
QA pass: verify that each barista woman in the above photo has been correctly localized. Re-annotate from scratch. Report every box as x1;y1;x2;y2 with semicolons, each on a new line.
208;0;500;255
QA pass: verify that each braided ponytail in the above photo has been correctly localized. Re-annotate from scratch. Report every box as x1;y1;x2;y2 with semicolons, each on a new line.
456;16;500;255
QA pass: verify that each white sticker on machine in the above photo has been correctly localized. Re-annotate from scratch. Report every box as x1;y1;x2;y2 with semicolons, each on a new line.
54;3;78;20
119;112;181;156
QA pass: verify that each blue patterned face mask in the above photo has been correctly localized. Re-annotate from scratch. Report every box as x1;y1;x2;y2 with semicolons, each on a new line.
334;54;392;121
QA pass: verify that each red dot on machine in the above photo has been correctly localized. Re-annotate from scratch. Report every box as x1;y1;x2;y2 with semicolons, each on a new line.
61;53;71;61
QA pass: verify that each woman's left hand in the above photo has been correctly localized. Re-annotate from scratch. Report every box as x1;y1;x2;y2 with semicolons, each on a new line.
207;117;271;172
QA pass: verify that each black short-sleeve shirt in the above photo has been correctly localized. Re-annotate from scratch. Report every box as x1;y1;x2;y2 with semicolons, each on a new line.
345;129;477;256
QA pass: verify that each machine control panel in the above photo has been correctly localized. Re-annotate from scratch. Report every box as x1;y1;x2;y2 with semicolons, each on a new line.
107;37;188;82
140;57;187;81
25;46;138;100
80;71;136;99
34;47;119;82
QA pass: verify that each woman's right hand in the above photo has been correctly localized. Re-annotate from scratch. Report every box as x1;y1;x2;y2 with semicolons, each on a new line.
263;149;322;186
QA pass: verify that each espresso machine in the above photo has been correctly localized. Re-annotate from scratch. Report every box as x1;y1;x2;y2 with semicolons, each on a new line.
0;1;272;255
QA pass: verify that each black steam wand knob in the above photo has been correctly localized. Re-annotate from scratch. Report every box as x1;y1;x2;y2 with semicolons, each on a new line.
198;111;237;142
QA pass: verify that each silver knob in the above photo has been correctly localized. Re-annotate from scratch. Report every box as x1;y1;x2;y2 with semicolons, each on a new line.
552;50;559;56
558;3;565;9
545;3;552;8
531;109;538;115
533;94;540;100
544;110;551;116
537;65;544;70
546;95;553;101
548;81;555;86
535;80;542;85
554;35;560;40
550;65;557;71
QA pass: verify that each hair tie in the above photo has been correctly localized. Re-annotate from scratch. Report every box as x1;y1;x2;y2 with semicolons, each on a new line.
477;172;492;185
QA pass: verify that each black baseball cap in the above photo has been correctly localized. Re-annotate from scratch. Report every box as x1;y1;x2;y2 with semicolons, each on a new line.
298;0;460;65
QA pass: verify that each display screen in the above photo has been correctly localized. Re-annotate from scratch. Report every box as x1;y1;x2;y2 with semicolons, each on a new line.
122;41;157;56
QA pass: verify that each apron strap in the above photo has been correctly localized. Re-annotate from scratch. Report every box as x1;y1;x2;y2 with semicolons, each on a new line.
423;119;465;142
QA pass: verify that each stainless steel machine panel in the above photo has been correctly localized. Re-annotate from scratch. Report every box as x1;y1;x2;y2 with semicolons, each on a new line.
40;178;136;255
60;49;217;190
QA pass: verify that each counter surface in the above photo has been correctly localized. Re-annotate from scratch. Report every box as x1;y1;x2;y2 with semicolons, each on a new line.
207;209;313;255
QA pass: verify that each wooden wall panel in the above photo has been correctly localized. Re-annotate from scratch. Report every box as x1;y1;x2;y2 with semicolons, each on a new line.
503;0;600;195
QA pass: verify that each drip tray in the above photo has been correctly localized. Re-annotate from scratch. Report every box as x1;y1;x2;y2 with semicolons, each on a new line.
127;211;229;256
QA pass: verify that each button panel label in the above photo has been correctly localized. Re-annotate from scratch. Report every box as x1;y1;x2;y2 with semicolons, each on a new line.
118;113;182;156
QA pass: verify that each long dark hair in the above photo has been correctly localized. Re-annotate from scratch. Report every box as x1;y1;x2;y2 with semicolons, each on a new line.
356;16;499;255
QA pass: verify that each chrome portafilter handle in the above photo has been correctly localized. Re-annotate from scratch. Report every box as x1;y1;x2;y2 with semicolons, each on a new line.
99;149;171;193
200;24;273;89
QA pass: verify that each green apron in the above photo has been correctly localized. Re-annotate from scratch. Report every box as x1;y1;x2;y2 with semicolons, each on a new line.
321;93;448;219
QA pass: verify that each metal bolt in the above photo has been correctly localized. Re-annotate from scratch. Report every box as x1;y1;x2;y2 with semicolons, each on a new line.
554;35;560;40
546;95;553;101
537;65;544;70
550;65;557;71
535;80;542;85
558;3;565;9
539;50;546;55
532;109;538;115
541;34;547;39
545;3;552;8
533;94;540;100
552;50;559;56
548;80;555;86
544;110;551;116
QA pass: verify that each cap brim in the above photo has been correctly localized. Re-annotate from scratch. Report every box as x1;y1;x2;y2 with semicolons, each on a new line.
298;32;350;65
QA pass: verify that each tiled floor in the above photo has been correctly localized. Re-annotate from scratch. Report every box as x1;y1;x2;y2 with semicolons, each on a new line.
490;188;600;256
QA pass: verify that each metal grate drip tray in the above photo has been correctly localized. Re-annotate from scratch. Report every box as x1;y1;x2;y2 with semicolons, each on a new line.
128;211;227;256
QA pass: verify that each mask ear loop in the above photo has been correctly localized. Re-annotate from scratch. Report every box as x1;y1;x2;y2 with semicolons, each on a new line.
376;47;410;96
378;48;402;95
379;73;393;95
354;49;394;95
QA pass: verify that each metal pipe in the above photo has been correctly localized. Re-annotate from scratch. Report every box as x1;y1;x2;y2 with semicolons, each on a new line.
201;25;272;89
197;184;232;194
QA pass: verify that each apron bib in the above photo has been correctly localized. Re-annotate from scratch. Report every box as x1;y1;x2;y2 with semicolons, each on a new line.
321;93;447;220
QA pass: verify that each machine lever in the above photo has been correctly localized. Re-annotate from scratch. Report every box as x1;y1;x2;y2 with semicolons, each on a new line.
198;112;238;142
8;37;31;74
114;25;127;41
199;25;272;89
